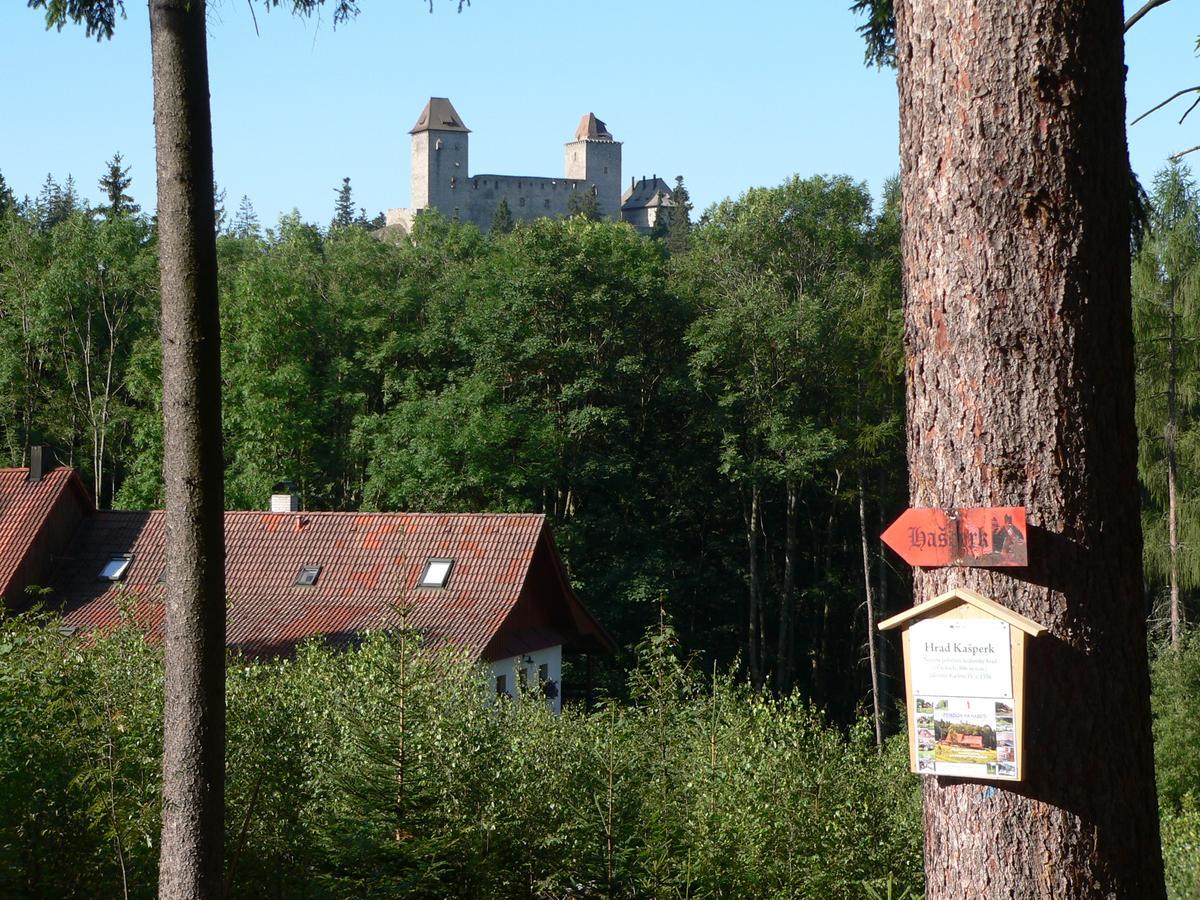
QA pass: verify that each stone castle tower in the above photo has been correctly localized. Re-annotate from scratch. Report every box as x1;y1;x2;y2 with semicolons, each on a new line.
408;97;470;214
387;98;668;233
563;113;622;220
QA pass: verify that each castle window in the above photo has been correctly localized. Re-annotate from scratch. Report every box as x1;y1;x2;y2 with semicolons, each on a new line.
544;199;551;209
452;208;459;221
519;197;526;207
604;166;608;174
450;176;456;189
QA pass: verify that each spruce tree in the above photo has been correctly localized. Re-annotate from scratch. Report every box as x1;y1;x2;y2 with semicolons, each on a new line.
666;175;692;255
98;152;139;219
213;182;227;234
1134;163;1200;648
232;195;260;238
648;192;669;241
490;197;514;233
0;170;14;216
36;173;78;229
332;176;355;229
567;187;601;221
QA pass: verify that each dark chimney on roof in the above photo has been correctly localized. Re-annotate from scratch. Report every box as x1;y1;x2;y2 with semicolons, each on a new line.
27;445;52;483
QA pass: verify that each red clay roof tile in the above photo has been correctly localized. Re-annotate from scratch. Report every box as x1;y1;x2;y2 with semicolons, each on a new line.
53;508;554;659
0;467;90;601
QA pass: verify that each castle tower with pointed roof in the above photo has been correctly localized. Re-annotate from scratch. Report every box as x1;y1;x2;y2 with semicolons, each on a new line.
409;97;470;216
564;113;622;221
387;98;653;233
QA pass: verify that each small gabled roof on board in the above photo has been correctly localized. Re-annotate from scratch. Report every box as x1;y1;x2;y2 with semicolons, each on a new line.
877;587;1048;636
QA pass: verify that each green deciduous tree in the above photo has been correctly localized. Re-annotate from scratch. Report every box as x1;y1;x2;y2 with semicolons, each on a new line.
684;175;881;693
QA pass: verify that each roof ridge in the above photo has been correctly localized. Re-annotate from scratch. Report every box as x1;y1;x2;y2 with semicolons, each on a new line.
223;510;545;518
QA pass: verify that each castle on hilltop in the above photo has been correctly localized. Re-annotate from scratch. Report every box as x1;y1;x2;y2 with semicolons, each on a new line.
385;98;675;234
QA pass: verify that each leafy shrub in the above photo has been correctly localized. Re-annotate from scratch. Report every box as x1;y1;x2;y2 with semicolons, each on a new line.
0;614;925;897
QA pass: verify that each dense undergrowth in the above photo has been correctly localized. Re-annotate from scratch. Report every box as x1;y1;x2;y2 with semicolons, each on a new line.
1;613;921;898
3;611;1198;898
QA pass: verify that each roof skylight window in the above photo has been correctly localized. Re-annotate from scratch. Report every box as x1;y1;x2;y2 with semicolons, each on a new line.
295;565;321;587
99;554;133;581
419;558;454;588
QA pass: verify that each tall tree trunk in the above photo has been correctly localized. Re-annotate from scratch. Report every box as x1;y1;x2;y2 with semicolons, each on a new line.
896;0;1165;895
876;471;890;712
746;484;762;687
1167;283;1181;648
857;469;882;750
776;481;798;692
151;2;226;897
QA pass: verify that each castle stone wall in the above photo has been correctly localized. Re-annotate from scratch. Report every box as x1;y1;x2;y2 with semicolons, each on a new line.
389;173;615;231
389;99;664;234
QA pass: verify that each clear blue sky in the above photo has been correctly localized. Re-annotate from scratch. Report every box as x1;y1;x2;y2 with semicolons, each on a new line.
1;1;1195;225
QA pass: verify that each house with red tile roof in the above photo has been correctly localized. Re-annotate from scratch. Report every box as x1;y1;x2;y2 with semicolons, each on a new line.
0;459;613;712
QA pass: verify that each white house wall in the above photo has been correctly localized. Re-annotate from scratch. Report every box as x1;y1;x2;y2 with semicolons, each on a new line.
489;644;563;714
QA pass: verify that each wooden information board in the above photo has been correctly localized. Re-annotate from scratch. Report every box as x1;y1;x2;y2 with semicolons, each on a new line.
879;588;1046;781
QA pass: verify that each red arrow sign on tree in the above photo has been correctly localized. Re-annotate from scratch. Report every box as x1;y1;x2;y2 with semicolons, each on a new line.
881;507;1027;567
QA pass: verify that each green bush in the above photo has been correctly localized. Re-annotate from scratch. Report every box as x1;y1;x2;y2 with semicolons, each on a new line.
0;614;925;897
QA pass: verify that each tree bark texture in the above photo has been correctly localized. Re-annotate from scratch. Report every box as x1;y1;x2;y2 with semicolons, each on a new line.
895;0;1165;895
150;1;226;897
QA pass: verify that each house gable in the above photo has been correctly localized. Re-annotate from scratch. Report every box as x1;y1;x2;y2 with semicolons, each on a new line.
0;467;92;611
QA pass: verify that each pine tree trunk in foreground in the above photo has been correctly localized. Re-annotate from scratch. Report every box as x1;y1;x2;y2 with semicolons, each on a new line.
151;1;226;896
895;0;1165;895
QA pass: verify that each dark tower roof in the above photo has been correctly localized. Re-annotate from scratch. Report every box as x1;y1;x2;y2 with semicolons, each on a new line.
410;97;470;135
573;112;614;141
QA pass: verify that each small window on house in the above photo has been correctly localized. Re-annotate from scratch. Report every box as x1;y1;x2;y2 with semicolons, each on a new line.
544;198;551;209
604;166;608;174
453;208;460;221
495;673;508;696
538;663;548;684
450;176;456;189
295;565;321;587
519;197;526;207
419;558;453;588
99;554;133;581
